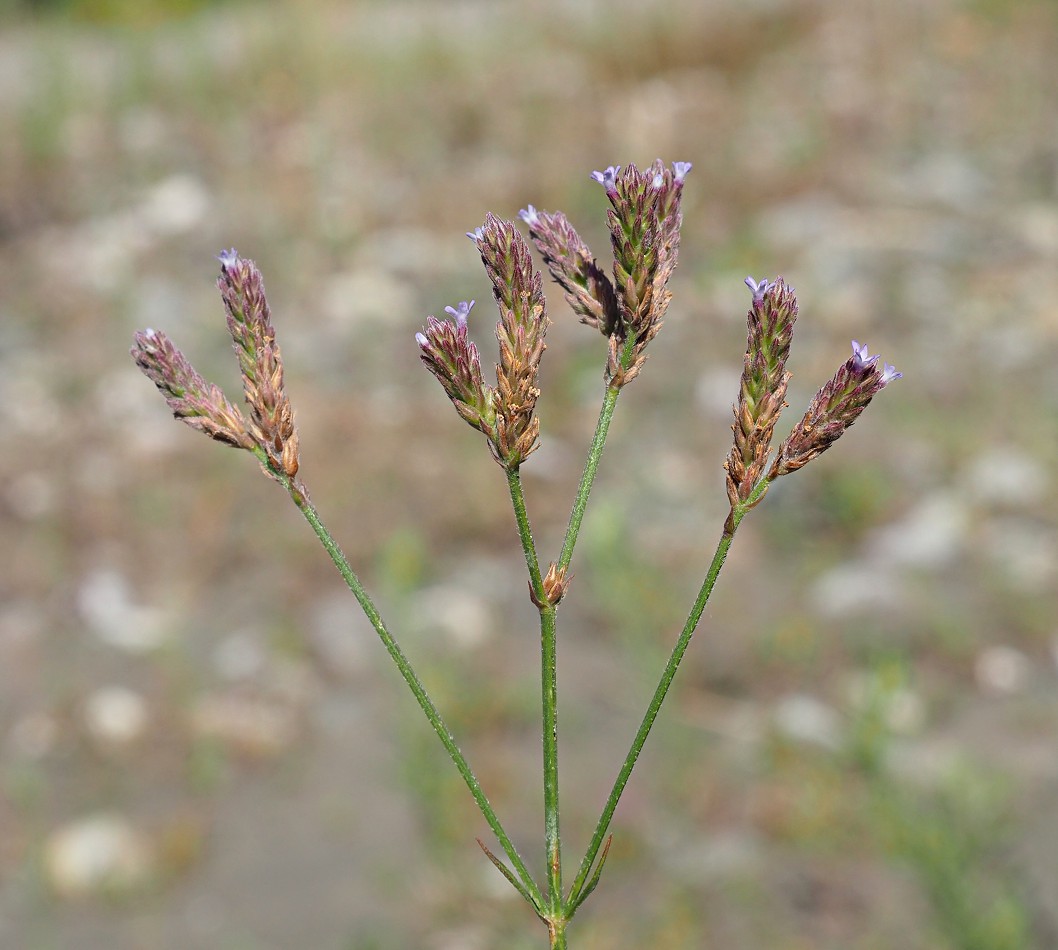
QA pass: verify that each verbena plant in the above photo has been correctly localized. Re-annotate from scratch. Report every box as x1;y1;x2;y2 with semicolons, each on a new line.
131;160;901;948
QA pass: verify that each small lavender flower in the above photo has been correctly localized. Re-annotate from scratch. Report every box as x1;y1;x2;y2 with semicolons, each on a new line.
590;166;620;193
466;226;486;242
881;362;903;384
769;340;902;478
217;247;239;271
672;161;693;183
744;276;775;304
445;300;474;328
851;340;879;369
518;205;540;228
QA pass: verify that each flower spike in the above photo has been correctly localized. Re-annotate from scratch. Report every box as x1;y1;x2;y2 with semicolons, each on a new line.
132;251;305;496
769;339;902;478
416;300;496;438
724;277;798;508
422;216;550;470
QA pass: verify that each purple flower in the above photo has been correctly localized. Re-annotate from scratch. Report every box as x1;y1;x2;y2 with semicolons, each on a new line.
672;161;692;182
444;300;475;329
466;227;485;242
518;205;540;227
217;248;239;270
590;166;620;192
851;340;880;369
881;362;903;384
744;276;774;302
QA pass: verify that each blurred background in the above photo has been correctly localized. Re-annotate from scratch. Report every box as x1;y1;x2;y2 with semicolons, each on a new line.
2;0;1057;947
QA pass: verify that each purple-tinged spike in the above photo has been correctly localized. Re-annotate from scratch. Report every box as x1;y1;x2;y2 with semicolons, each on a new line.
217;248;239;271
744;276;774;302
590;166;620;192
881;362;903;384
519;205;540;227
672;161;692;182
851;340;879;368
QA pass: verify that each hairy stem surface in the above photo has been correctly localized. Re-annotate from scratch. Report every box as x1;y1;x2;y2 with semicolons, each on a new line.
567;483;765;912
506;471;563;910
275;458;543;912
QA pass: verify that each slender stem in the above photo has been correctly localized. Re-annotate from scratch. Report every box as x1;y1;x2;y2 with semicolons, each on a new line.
567;485;766;911
557;333;639;574
276;464;543;912
507;468;545;593
558;382;620;572
505;470;563;910
540;604;561;905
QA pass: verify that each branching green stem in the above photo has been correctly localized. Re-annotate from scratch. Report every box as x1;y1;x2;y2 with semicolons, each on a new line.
267;453;543;913
566;480;768;913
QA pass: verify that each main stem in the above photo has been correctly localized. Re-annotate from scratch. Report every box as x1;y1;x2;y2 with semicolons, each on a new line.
567;489;763;911
506;470;563;913
281;470;543;911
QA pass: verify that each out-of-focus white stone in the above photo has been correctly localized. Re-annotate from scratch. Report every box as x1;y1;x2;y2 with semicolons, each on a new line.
319;269;418;330
1009;203;1058;254
84;687;148;749
190;694;297;758
360;227;467;277
77;569;168;653
659;827;763;883
963;447;1048;507
212;630;268;682
974;645;1032;696
310;593;372;679
411;585;492;651
867;492;969;570
773;693;842;750
44;815;154;898
811;560;903;617
137;174;209;236
980;518;1057;593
